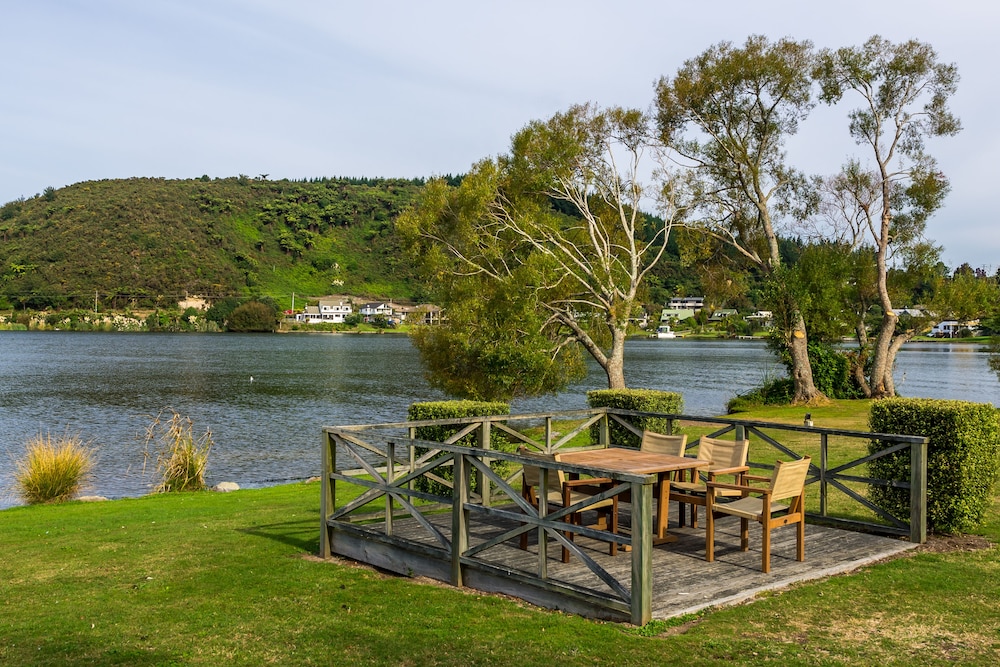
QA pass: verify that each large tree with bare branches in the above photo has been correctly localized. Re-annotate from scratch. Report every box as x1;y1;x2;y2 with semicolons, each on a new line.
654;35;824;404
815;36;962;397
397;104;679;399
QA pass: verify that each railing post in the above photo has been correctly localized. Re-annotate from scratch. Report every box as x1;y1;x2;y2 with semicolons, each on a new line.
734;423;746;442
819;433;828;517
545;416;552;452
451;453;469;587
408;426;416;494
630;479;653;626
910;438;928;543
477;419;491;508
320;431;335;558
599;410;610;448
537;462;549;579
386;441;395;536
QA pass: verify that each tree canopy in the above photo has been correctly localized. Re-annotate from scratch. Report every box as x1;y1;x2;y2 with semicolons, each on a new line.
399;104;680;399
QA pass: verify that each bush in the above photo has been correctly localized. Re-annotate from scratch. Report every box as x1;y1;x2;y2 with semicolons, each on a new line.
586;389;683;448
13;433;94;504
727;377;794;413
227;301;277;332
868;398;1000;534
408;400;512;498
144;412;213;493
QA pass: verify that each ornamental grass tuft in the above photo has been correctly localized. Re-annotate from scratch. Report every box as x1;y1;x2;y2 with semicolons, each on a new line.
13;432;94;504
144;411;213;493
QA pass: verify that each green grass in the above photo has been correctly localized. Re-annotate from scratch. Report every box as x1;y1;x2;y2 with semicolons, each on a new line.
2;403;999;665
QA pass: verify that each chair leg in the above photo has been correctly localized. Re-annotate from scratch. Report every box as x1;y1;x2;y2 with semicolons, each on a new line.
562;514;575;563
691;504;699;529
739;518;749;551
796;516;805;562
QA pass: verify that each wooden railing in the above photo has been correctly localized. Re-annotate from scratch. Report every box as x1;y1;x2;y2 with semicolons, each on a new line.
320;408;927;625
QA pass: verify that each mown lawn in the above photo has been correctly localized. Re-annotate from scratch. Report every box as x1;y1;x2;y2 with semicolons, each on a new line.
2;402;999;666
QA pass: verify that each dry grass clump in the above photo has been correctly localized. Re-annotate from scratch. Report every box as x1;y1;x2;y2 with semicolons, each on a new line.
14;433;94;504
144;411;213;493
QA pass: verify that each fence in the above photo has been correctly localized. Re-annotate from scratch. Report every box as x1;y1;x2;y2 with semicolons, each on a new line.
321;408;927;624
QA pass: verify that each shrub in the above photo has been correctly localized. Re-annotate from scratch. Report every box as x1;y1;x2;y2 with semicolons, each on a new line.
727;377;794;413
13;433;94;504
586;389;683;448
408;400;512;498
227;301;277;332
868;398;1000;534
144;412;213;493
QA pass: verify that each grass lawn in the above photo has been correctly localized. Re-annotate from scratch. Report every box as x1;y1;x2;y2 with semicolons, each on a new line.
2;402;999;665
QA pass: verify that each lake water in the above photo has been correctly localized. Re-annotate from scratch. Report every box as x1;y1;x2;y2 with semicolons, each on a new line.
1;332;997;507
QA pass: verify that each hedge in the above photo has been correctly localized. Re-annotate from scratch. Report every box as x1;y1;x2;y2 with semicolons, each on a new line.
869;398;1000;534
586;389;684;449
408;400;512;498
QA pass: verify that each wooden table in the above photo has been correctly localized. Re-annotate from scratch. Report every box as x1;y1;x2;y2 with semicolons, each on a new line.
558;448;708;545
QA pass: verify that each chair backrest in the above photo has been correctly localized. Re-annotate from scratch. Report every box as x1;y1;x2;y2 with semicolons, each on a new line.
696;436;750;470
519;446;563;491
769;456;811;501
640;431;687;457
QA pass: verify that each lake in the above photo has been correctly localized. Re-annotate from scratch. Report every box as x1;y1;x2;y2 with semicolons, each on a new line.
1;332;997;507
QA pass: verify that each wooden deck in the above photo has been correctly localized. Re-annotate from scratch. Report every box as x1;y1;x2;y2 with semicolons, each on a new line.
330;503;917;621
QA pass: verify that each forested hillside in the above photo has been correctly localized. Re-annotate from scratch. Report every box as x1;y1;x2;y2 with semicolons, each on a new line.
0;176;429;309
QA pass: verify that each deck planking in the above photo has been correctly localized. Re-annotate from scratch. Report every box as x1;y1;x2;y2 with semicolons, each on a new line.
338;503;916;620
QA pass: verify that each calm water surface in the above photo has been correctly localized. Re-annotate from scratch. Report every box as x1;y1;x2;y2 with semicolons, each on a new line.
1;332;996;507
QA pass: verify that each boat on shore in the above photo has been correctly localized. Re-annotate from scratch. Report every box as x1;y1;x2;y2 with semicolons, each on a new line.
652;325;677;339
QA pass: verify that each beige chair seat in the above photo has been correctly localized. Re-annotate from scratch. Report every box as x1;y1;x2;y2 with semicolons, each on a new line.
711;496;789;520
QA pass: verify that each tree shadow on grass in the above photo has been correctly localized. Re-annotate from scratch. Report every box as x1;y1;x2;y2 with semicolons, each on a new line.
238;516;320;553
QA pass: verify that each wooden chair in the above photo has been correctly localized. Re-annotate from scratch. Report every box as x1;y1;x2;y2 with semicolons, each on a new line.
639;430;687;457
705;456;811;573
668;436;749;528
518;446;619;563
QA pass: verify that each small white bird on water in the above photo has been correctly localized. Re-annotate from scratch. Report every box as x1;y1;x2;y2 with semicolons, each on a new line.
249;375;254;384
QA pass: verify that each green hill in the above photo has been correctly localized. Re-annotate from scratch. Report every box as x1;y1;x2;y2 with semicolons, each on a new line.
0;176;430;310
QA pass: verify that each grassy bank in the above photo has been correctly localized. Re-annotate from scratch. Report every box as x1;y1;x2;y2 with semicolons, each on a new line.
2;403;999;665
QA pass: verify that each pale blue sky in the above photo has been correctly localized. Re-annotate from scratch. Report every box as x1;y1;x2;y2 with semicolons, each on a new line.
3;1;997;270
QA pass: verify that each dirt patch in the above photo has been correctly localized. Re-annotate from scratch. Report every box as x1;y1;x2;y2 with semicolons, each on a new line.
914;533;993;553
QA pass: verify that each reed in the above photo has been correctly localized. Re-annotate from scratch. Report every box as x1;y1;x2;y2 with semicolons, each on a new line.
13;432;94;503
144;411;213;492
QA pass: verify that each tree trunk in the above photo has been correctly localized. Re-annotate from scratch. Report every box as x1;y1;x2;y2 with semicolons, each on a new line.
603;326;628;389
787;309;825;404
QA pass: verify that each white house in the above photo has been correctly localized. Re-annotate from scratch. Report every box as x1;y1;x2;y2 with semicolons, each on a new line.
295;297;353;324
929;320;980;338
668;296;704;310
360;301;395;323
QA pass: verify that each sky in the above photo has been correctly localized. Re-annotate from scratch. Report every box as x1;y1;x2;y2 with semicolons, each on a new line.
3;1;998;270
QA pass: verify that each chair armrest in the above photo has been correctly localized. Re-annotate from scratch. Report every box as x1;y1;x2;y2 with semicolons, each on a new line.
705;480;759;494
707;465;749;479
743;474;771;483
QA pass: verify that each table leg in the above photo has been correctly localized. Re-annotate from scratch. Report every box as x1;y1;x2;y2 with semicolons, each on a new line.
653;473;676;545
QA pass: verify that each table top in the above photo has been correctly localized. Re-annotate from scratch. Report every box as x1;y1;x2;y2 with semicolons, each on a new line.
557;447;708;475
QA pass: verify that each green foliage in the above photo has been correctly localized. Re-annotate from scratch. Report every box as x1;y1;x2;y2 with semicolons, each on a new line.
586;389;683;448
726;377;794;413
144;411;214;493
768;339;861;400
0;176;424;308
227;300;277;332
868;398;1000;534
408;400;512;498
13;433;94;504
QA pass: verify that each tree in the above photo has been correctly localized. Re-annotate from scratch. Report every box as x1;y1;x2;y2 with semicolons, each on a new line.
655;35;824;404
399;104;680;398
227;301;277;332
815;36;961;397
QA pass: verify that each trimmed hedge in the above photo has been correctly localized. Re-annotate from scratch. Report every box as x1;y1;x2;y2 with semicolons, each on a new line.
408;400;512;498
869;398;1000;534
586;389;684;448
